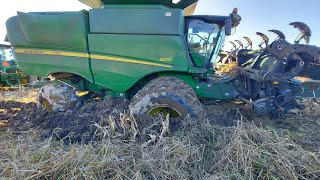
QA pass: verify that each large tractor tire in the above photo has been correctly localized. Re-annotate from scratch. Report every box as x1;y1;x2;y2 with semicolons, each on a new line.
130;76;203;119
37;83;81;112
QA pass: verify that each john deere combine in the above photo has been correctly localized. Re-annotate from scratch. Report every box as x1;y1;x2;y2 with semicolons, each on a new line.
5;0;320;117
0;43;29;87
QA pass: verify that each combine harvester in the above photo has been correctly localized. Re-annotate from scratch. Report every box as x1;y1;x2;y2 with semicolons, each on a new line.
4;0;320;118
0;43;29;87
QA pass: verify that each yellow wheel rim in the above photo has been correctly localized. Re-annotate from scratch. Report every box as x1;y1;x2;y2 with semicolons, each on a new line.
147;105;182;118
20;78;29;84
42;100;53;112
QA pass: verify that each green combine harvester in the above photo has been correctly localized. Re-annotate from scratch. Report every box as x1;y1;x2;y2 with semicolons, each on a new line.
5;0;320;117
0;43;29;87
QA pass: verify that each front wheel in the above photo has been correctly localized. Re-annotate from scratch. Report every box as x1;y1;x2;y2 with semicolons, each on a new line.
130;76;203;119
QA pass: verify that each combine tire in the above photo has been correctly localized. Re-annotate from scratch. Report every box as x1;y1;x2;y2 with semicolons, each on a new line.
28;75;39;84
37;83;81;112
130;76;203;119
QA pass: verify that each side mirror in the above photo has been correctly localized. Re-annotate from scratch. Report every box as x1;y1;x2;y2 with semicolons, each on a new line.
225;19;232;36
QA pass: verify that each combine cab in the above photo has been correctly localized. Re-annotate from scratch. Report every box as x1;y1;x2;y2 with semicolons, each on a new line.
5;0;320;117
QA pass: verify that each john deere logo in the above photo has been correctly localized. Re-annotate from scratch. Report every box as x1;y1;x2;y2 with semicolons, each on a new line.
23;49;45;54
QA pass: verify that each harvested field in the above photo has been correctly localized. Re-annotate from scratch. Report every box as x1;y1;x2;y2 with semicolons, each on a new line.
0;88;320;179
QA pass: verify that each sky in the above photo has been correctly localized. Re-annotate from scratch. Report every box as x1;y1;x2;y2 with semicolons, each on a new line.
0;0;319;50
195;0;320;50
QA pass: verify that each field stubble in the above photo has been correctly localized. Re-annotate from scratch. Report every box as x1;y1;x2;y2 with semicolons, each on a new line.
0;88;320;179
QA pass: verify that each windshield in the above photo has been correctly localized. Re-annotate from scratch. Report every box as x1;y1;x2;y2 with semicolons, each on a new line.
187;19;221;59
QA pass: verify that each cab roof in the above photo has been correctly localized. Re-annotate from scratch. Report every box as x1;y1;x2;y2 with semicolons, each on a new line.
79;0;197;9
186;15;230;26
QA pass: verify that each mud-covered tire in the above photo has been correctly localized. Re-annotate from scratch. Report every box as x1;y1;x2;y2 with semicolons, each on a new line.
28;75;38;83
130;76;203;119
37;83;81;112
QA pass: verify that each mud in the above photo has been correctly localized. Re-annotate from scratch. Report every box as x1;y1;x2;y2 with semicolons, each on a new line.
0;101;35;131
1;97;129;142
1;92;320;147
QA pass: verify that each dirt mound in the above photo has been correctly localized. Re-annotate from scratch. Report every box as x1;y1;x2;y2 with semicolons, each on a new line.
6;97;129;142
0;101;35;120
3;98;248;143
0;101;35;130
204;100;253;126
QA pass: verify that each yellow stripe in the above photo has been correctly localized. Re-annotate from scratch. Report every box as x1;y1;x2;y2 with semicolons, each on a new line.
14;48;89;58
14;48;172;68
90;54;172;68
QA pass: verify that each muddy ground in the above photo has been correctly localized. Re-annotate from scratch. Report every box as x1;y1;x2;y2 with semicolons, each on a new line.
0;88;320;148
0;96;130;142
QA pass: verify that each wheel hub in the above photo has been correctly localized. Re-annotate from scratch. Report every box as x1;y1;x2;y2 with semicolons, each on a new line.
147;105;182;118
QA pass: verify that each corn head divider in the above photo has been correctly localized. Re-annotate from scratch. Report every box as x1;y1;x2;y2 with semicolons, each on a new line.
4;0;320;118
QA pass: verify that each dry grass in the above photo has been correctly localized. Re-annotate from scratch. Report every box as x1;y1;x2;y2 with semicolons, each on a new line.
215;62;240;76
0;87;37;103
301;98;320;116
0;118;319;179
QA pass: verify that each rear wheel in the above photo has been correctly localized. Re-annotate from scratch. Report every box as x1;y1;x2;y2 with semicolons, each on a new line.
28;75;39;84
130;76;203;119
37;83;81;112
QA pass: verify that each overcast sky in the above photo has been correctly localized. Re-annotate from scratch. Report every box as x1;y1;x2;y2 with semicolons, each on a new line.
0;0;318;50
